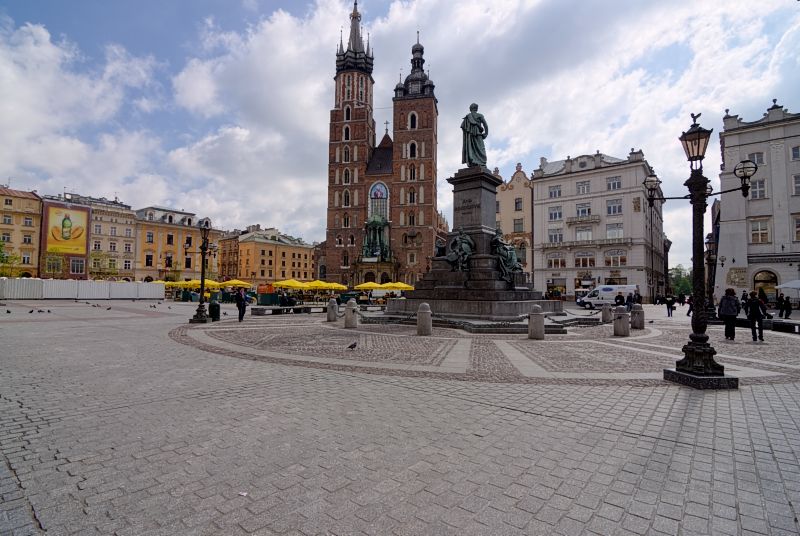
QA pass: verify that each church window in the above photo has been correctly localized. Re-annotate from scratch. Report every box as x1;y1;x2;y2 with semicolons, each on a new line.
336;235;343;246
343;147;350;163
343;214;350;228
409;113;417;130
408;165;416;181
403;233;408;244
409;142;417;158
343;126;350;141
369;182;389;219
344;106;351;121
408;188;416;204
349;234;355;245
408;212;416;226
342;253;349;266
343;190;351;207
334;214;339;227
343;169;351;184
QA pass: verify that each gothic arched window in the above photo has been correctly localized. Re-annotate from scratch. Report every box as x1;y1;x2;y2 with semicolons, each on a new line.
349;234;355;245
408;165;416;182
409;142;417;158
343;169;351;184
343;190;351;207
408;212;416;226
408;188;416;204
369;182;389;219
343;213;350;228
343;126;350;141
409;112;417;130
343;146;350;163
344;106;351;121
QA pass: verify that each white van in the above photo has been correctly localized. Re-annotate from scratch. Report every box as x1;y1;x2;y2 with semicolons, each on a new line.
576;285;639;309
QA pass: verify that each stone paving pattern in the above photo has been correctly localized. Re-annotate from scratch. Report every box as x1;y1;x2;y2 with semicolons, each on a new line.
1;300;799;535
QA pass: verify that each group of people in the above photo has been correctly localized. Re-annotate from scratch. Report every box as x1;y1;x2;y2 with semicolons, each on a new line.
613;291;643;311
718;289;770;342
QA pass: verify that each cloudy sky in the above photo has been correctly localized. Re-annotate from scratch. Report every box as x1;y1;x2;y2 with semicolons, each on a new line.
1;0;798;268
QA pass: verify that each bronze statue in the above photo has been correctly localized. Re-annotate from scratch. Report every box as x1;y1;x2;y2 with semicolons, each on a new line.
491;228;522;282
460;103;488;167
446;227;475;272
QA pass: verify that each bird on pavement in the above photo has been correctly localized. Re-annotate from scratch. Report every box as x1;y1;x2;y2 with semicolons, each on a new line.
29;310;34;313
47;310;51;313
106;307;112;310
37;309;44;313
6;310;10;314
223;312;227;316
347;341;357;350
167;306;171;309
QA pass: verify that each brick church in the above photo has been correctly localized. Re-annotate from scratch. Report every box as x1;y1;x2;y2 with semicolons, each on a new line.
320;1;449;287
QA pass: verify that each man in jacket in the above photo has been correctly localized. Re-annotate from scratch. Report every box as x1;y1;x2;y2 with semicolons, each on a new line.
745;291;767;342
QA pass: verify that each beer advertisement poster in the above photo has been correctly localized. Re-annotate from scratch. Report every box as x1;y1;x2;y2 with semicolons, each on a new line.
45;206;89;254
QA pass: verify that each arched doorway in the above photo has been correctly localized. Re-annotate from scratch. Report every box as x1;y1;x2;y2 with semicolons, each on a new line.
380;272;390;284
144;276;153;282
19;272;32;278
753;270;778;303
364;272;376;283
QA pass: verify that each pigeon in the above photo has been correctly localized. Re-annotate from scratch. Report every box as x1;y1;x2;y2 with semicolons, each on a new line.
223;312;228;316
167;306;171;309
106;307;112;311
29;310;34;314
47;310;51;313
85;302;90;305
158;301;162;305
347;341;357;350
37;309;44;313
6;310;10;314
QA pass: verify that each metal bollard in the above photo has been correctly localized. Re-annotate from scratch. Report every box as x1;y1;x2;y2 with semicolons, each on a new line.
630;303;645;329
601;304;613;323
344;298;358;329
417;303;432;336
326;298;338;322
613;306;630;337
528;304;545;340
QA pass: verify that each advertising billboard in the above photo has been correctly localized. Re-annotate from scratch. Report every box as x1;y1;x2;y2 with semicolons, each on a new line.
45;205;89;255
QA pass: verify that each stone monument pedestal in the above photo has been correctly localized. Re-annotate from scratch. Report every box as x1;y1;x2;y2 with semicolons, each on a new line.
387;166;558;321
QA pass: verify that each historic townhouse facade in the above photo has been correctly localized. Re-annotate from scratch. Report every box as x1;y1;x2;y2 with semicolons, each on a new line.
531;150;667;301
715;100;800;301
134;206;221;282
0;187;42;277
235;228;315;286
494;163;533;274
322;2;448;287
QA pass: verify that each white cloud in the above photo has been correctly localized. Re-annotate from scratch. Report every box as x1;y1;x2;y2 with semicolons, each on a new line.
2;0;799;269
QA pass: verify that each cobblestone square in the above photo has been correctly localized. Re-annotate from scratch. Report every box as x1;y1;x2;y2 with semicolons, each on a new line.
2;301;799;535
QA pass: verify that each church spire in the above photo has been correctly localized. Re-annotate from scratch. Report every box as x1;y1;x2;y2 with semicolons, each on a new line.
336;0;373;74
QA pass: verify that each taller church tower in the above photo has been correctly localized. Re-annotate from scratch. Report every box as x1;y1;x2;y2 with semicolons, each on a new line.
324;1;375;285
322;3;447;286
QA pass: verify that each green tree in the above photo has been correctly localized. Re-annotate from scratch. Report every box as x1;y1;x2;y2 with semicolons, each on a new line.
0;242;22;277
88;251;120;280
669;264;692;295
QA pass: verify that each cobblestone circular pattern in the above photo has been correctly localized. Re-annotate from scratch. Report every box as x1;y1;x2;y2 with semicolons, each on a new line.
170;317;800;386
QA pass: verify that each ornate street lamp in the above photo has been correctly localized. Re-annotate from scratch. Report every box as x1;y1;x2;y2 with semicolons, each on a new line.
189;219;212;324
643;114;756;389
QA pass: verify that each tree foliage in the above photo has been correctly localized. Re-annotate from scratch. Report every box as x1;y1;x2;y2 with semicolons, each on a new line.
669;264;693;295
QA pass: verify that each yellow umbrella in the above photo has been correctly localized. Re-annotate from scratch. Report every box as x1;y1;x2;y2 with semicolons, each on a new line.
354;282;383;290
151;280;167;284
222;279;252;288
306;280;332;290
328;282;348;291
274;279;309;289
380;282;414;291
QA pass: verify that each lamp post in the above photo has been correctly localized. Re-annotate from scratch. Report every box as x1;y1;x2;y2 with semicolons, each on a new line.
644;114;755;389
189;219;212;324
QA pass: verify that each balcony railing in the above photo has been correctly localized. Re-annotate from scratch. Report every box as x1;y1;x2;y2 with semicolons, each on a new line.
566;215;601;225
542;237;634;249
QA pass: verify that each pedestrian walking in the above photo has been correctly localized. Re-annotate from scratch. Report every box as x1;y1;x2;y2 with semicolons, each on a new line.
665;295;676;317
614;292;625;307
234;287;248;322
717;288;741;341
678;293;686;306
686;295;693;316
777;293;786;318
745;291;767;342
785;297;793;319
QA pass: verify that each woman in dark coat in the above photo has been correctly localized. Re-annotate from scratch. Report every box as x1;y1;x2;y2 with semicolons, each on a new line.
234;288;247;322
717;288;741;341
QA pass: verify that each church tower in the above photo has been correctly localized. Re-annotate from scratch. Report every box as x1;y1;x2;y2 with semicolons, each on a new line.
389;36;439;284
324;1;375;286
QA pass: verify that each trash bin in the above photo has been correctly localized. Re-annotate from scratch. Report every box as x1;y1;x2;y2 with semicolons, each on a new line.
181;290;191;302
209;301;220;322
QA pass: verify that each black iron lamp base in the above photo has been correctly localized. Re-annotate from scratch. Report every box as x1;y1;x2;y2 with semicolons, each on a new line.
189;304;210;324
663;369;738;389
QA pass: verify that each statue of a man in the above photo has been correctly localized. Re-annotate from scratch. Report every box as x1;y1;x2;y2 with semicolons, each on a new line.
491;228;522;282
461;103;488;168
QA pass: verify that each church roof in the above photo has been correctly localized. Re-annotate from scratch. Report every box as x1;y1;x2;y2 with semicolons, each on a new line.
366;145;393;175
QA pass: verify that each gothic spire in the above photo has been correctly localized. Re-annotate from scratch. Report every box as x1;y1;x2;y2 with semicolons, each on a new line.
336;0;373;74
